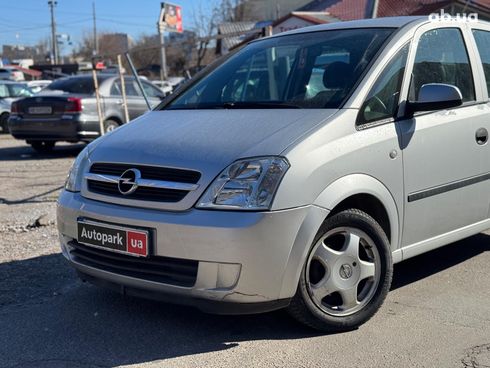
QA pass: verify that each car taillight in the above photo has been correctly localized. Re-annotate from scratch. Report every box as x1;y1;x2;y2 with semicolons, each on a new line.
11;101;19;114
65;97;82;113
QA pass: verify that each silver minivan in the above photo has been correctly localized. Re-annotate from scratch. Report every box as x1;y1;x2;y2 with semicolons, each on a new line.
57;16;490;331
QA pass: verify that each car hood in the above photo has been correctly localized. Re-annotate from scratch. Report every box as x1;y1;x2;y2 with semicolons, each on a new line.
89;109;337;173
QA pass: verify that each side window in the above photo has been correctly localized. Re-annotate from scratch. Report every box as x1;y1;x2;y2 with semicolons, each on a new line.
409;28;475;102
472;29;490;95
0;84;8;98
142;82;162;98
359;44;409;125
110;81;121;96
111;79;139;97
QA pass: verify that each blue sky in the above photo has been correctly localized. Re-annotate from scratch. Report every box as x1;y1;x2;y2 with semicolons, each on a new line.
0;0;213;55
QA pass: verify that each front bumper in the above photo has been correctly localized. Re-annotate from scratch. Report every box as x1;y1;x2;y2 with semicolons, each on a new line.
8;114;100;142
57;190;329;313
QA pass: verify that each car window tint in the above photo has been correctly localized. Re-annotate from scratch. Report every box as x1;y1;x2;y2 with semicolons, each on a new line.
359;44;409;125
410;28;475;102
472;29;490;95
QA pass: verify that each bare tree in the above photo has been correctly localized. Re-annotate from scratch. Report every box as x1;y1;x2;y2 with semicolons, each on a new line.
191;0;245;69
72;30;96;61
192;2;220;69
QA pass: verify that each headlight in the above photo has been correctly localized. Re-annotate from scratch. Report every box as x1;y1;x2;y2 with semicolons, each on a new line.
65;147;89;192
196;157;289;210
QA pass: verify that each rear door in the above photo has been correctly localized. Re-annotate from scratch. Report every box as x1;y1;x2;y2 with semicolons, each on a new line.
108;78;146;121
397;25;488;251
471;26;490;220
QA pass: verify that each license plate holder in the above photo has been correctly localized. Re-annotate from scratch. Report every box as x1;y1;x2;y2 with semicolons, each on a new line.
28;106;52;114
77;220;149;257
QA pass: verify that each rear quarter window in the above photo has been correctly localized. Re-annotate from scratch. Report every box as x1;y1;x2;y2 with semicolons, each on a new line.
46;78;97;94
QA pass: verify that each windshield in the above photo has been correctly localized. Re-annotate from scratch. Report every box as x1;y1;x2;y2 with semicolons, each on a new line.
165;28;394;110
0;83;33;98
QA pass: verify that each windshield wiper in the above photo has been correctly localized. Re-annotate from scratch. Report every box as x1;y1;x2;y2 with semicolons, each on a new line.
222;101;301;109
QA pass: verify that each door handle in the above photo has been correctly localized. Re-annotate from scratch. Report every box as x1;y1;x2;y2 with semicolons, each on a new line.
476;128;488;145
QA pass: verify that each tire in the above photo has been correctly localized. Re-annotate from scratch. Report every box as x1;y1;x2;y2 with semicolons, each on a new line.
31;141;55;153
287;209;393;332
0;112;9;134
103;119;120;133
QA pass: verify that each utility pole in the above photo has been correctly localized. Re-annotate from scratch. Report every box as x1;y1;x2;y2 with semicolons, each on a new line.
158;28;168;81
157;3;168;81
92;1;98;56
48;0;58;64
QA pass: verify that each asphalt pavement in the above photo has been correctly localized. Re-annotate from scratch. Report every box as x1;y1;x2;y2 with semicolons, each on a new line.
0;135;489;368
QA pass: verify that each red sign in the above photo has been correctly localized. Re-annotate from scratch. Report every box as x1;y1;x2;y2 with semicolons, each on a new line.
127;230;148;256
159;3;183;33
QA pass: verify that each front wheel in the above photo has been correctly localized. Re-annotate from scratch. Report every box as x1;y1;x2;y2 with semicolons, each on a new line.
30;141;55;153
288;209;393;332
103;119;120;133
0;112;9;134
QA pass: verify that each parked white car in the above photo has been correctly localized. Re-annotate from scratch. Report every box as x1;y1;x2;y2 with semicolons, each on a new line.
0;80;33;133
27;80;53;94
57;16;490;332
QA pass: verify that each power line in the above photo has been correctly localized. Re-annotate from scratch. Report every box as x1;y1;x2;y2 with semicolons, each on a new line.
0;18;92;33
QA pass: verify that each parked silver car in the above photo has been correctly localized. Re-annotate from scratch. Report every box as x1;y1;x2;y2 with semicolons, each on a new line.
0;80;33;133
57;16;490;331
8;75;165;152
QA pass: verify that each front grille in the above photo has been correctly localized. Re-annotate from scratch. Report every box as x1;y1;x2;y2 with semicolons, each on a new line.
86;162;201;203
87;180;188;202
90;163;201;184
69;240;198;287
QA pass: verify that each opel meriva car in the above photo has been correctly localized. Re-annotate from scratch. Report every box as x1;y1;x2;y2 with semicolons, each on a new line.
57;16;490;331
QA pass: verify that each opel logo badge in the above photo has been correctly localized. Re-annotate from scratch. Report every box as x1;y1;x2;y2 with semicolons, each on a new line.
339;264;353;279
118;168;141;195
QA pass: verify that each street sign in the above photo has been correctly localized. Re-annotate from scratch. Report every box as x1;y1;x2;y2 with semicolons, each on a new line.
158;2;183;33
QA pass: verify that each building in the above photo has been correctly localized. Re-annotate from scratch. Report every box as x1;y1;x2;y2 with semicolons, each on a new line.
2;45;41;63
98;33;132;57
300;0;490;21
217;0;490;55
272;11;339;33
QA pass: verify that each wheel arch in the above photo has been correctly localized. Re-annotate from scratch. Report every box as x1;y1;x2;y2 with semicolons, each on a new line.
105;116;123;125
313;174;400;252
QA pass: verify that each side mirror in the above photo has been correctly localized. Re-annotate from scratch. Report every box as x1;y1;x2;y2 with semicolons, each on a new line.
406;83;462;117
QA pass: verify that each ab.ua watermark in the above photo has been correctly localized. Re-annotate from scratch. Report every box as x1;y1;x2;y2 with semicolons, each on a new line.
429;9;478;23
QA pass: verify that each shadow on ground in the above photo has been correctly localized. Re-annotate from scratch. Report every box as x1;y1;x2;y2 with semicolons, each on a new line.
0;233;488;367
0;141;85;161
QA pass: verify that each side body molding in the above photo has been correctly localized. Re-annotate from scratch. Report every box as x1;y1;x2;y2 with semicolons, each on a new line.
313;174;401;257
